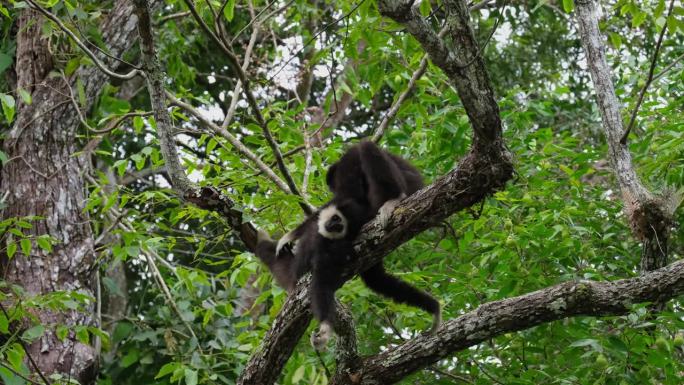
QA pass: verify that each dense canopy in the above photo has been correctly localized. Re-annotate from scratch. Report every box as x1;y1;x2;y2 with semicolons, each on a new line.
0;0;683;384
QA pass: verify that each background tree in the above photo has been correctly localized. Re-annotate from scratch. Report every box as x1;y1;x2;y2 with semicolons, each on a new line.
0;0;683;385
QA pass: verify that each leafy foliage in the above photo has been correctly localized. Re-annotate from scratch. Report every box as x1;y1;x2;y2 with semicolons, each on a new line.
1;0;683;384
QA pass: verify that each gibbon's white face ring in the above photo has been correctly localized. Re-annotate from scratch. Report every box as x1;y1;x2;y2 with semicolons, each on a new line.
317;205;347;239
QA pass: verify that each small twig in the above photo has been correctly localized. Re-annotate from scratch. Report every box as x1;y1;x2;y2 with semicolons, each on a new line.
26;0;140;80
621;0;675;144
314;349;332;378
473;360;505;385
157;10;192;25
0;303;52;385
267;0;367;83
230;0;293;45
372;26;448;142
144;250;203;352
301;128;313;198
91;111;155;134
429;366;473;384
652;51;684;82
167;92;303;199
221;0;260;130
183;0;311;213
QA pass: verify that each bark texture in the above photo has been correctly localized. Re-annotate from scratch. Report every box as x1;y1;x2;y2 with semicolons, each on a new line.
575;0;676;272
237;1;512;383
350;258;684;385
1;2;145;382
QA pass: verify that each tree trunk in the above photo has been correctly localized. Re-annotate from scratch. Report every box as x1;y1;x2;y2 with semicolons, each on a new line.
1;3;146;382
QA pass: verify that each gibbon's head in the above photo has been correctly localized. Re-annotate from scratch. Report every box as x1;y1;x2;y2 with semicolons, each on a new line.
317;205;347;240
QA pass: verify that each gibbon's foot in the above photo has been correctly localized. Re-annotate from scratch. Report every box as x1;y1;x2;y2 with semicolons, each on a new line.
377;194;406;227
310;321;333;351
275;229;296;256
430;306;442;334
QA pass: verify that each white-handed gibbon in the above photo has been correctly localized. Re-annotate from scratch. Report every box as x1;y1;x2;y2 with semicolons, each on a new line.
256;140;440;350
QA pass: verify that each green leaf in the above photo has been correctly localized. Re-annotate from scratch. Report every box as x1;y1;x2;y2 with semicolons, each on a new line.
112;322;134;344
654;0;666;18
6;241;16;259
155;362;179;379
184;368;198;385
562;0;574;13
0;366;26;385
22;325;45;341
56;325;69;341
37;235;52;252
608;32;622;48
77;78;86;108
75;326;90;344
0;5;9;18
121;349;139;368
0;313;8;333
222;0;236;22
0;93;15;123
632;11;647;28
18;88;32;105
133;115;144;133
0;53;12;75
0;150;7;165
65;58;80;76
6;343;24;370
20;238;31;256
292;365;305;383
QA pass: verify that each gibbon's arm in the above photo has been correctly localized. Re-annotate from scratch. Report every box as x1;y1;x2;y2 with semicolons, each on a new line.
357;141;408;209
255;230;298;292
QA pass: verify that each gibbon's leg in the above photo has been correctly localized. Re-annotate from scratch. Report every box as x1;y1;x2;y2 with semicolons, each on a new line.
360;263;441;333
309;270;337;351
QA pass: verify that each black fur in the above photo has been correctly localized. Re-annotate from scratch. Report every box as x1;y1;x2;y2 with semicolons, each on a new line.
255;140;440;347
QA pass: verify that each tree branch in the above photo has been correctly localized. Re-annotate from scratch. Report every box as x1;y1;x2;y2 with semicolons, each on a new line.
181;0;310;213
238;1;511;383
621;0;675;144
132;0;259;250
238;107;513;385
575;0;678;272
166;92;309;201
353;258;684;384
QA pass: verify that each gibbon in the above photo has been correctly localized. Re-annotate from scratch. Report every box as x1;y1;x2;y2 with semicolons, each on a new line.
256;141;440;350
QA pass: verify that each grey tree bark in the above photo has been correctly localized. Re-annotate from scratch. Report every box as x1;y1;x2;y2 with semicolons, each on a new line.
575;0;678;273
1;2;147;382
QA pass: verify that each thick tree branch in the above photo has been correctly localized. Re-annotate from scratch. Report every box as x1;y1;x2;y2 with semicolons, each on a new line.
575;0;678;272
181;0;309;213
238;1;511;383
134;0;193;194
132;0;259;250
351;258;684;384
238;116;513;385
377;0;502;145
